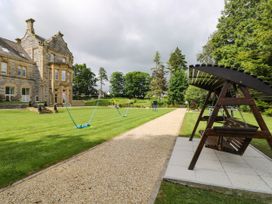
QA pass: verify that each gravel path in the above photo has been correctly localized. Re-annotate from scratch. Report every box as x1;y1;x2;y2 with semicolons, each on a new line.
0;108;186;204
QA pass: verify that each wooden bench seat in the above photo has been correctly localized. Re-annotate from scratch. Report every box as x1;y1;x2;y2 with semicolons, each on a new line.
200;116;225;122
199;118;258;155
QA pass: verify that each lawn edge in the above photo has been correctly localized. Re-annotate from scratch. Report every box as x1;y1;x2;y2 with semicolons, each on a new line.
161;179;272;200
0;108;176;193
148;108;186;204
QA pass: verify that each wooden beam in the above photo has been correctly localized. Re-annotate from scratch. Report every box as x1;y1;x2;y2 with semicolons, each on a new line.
217;98;255;105
205;130;269;139
189;90;212;141
188;82;231;170
239;86;272;148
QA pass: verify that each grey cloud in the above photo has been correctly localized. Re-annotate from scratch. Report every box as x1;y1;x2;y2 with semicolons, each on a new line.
0;0;224;76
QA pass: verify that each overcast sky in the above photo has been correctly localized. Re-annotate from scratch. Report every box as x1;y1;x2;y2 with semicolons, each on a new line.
0;0;224;75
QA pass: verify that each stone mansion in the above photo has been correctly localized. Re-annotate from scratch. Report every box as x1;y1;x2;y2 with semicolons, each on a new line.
0;18;73;105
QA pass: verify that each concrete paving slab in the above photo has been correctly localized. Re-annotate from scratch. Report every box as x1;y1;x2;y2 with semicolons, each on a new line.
164;137;272;195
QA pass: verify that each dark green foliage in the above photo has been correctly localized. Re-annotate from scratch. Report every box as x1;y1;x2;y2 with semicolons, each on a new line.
155;181;271;204
73;64;97;98
149;51;167;98
124;71;150;98
199;0;272;84
240;105;251;112
168;70;188;105
167;48;188;105
256;100;270;112
168;47;187;73
110;72;125;97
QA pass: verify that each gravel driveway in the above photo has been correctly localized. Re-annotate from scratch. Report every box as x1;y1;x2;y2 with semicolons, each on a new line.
0;108;186;204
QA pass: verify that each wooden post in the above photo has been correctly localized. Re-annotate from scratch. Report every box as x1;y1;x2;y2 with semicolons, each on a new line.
189;91;212;141
188;82;231;170
239;86;272;148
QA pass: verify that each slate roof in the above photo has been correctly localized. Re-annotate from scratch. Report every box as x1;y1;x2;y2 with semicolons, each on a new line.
0;37;33;63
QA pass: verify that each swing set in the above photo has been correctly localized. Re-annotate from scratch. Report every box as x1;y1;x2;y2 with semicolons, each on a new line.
63;92;99;129
65;101;99;129
112;99;130;117
188;64;272;170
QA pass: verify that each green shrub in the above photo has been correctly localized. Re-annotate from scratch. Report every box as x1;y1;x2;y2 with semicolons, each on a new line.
185;86;207;109
84;97;171;108
84;99;112;106
264;108;272;117
240;105;250;112
256;100;270;112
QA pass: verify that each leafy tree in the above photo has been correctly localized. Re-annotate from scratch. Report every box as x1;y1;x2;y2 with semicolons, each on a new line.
168;47;187;73
185;85;208;109
98;67;108;98
149;51;167;98
110;72;125;97
197;37;215;64
168;70;188;105
167;48;188;105
198;0;272;84
73;64;97;98
124;71;150;98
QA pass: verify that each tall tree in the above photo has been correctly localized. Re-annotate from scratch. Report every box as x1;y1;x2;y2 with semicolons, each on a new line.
98;67;108;98
124;71;150;98
167;48;188;105
198;0;272;84
197;37;215;64
149;51;167;98
168;47;187;74
73;64;97;98
110;72;125;97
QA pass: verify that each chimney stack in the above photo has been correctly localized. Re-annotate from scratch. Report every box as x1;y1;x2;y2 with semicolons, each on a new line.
26;18;35;34
15;38;21;44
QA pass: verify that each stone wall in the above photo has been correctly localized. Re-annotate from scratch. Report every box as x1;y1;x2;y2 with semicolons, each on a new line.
0;57;37;101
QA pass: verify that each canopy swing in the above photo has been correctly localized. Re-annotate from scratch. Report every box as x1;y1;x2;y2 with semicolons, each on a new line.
63;93;99;129
112;99;130;117
188;64;272;170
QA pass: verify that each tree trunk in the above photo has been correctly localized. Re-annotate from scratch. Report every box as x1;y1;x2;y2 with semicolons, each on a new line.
99;80;102;99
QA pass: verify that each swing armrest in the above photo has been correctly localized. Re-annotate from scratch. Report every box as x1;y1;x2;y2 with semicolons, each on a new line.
213;126;258;134
225;118;258;129
201;116;225;122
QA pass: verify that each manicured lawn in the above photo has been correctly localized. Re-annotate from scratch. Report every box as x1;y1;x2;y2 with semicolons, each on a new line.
180;111;272;158
84;97;169;107
0;107;173;188
155;181;272;204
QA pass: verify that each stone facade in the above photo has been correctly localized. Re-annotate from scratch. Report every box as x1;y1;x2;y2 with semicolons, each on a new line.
0;19;73;105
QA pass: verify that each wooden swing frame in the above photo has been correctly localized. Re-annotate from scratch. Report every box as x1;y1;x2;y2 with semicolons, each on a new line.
188;65;272;170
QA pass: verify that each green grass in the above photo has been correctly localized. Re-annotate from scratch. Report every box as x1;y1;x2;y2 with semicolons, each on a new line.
84;97;169;107
0;107;173;188
155;111;272;204
0;101;28;105
180;111;272;158
155;181;272;204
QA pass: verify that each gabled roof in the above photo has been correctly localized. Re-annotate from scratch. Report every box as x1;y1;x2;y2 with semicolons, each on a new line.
189;64;272;96
0;37;33;63
35;34;45;42
45;32;72;56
